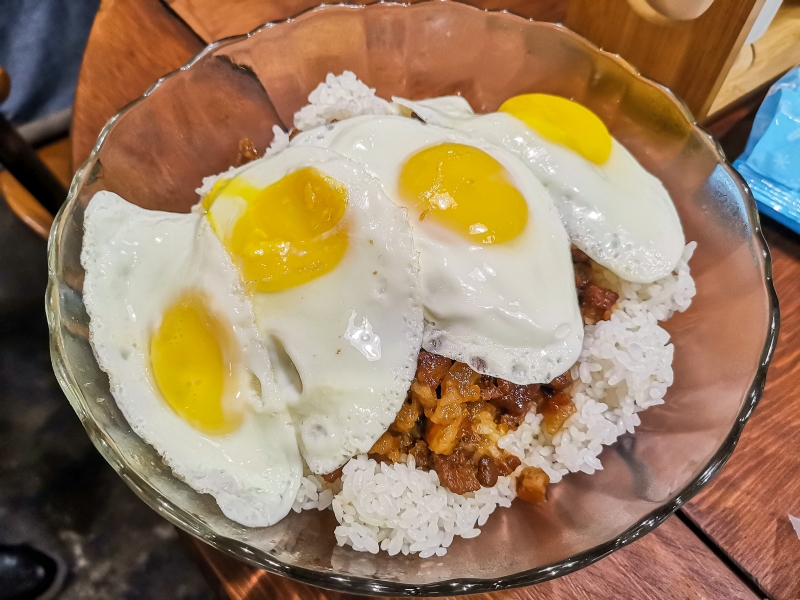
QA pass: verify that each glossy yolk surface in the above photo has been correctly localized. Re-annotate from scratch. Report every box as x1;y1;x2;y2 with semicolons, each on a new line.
204;167;349;292
150;292;241;434
398;143;528;245
499;94;612;165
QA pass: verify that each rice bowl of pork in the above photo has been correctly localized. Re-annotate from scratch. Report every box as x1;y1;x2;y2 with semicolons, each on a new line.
47;1;778;595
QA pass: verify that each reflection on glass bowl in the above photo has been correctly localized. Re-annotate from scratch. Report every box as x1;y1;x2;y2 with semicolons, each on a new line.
46;1;778;595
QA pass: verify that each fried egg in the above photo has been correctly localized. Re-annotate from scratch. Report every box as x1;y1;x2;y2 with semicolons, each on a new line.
81;191;301;527
291;116;583;385
201;146;423;474
393;94;685;283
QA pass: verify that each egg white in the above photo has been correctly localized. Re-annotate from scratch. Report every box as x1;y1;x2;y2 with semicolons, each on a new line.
203;146;424;475
393;96;686;283
81;191;301;527
292;117;584;385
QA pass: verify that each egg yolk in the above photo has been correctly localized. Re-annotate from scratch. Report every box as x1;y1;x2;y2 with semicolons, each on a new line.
499;93;612;165
398;143;528;244
150;293;241;435
204;167;349;292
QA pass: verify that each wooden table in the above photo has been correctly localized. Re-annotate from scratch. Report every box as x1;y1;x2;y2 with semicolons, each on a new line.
70;1;800;598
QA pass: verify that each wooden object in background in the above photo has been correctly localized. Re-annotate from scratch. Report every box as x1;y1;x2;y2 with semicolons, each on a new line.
565;0;766;120
1;68;67;217
187;517;758;600
164;0;567;44
0;138;70;239
709;0;800;117
0;67;10;104
70;0;204;168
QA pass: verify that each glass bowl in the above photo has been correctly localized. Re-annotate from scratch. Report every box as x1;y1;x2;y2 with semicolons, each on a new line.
46;1;779;595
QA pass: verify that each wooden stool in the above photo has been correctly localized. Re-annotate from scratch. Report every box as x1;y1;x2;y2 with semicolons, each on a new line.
0;66;68;238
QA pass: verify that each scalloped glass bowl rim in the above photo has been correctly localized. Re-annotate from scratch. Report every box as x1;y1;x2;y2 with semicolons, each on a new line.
46;1;779;595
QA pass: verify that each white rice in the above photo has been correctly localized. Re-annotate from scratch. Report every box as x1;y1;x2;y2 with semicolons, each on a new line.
499;242;697;483
329;456;515;559
268;74;698;557
291;473;337;513
297;243;696;557
265;124;290;155
293;71;399;131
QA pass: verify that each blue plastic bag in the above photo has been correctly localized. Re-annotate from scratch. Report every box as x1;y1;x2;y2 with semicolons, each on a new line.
733;67;800;233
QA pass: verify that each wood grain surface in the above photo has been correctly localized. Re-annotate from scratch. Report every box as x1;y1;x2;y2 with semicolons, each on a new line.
186;516;759;600
70;0;204;168
0;67;10;103
164;0;567;44
683;221;800;600
564;0;764;120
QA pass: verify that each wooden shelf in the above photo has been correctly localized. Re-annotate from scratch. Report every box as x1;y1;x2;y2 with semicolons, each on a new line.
708;0;800;119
